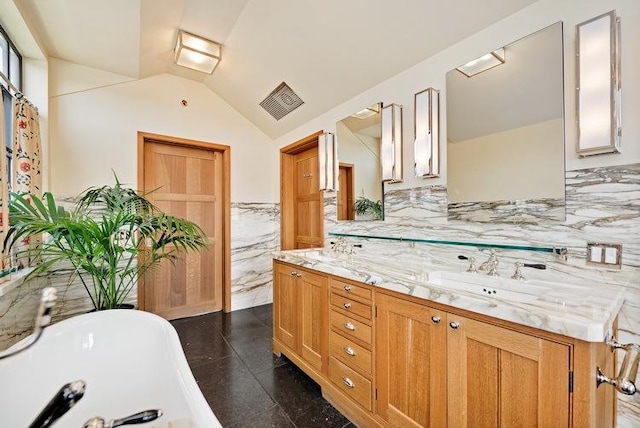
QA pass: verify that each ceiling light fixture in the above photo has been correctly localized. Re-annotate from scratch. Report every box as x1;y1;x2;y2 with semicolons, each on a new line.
456;47;505;77
174;30;222;74
351;104;381;120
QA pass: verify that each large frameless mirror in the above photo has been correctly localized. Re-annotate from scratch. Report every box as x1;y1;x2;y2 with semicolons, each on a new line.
446;22;565;223
335;103;384;221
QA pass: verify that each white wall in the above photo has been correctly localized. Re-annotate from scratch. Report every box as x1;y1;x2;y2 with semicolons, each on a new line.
274;0;640;186
448;118;564;203
49;59;278;202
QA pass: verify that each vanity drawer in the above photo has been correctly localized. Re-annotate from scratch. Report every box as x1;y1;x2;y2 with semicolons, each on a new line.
329;357;372;411
330;293;372;320
330;331;372;377
330;310;372;345
330;278;372;302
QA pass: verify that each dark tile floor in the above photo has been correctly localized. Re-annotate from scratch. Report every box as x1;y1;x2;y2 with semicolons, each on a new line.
171;304;354;428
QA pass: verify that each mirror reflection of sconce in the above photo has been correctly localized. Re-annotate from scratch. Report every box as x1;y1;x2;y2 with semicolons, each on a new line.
414;88;440;178
381;104;403;182
318;132;338;191
576;10;621;157
455;48;505;78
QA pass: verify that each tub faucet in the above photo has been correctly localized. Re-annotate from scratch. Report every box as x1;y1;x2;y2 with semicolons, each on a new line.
0;287;57;360
29;380;86;428
83;409;163;427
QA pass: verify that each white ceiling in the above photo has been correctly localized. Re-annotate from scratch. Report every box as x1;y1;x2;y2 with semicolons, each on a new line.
17;0;539;139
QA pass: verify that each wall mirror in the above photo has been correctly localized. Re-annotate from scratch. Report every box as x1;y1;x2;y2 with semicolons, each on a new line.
446;22;566;223
335;103;384;221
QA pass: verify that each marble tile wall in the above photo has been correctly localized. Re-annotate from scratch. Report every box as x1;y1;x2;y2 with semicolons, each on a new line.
327;163;640;426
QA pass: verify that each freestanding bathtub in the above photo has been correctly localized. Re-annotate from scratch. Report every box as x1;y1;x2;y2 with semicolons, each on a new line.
0;309;222;427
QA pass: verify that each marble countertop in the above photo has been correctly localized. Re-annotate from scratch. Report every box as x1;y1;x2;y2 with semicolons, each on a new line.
273;249;626;342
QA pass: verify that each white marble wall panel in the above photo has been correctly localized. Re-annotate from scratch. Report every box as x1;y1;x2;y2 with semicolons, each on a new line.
230;202;280;311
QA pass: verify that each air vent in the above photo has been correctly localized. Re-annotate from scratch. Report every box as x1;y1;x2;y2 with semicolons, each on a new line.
259;82;304;120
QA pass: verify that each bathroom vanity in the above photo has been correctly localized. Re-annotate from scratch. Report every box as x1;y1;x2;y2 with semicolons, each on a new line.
272;249;623;428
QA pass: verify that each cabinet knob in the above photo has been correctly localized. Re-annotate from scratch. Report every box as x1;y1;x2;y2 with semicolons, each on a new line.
343;302;352;310
342;377;355;388
344;322;356;331
449;321;460;330
343;346;356;356
431;316;441;324
295;273;302;278
343;285;352;292
291;271;297;276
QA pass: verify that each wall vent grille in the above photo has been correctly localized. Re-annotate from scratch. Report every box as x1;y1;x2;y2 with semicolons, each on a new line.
259;82;304;120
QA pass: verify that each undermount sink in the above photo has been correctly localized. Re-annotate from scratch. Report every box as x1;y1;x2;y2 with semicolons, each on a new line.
427;271;551;303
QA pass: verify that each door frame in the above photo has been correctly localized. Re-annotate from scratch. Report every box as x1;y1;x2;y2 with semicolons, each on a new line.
280;131;324;250
137;131;231;312
338;163;355;221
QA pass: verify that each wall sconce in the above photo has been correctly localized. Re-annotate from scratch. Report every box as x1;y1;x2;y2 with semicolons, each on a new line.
174;30;222;74
381;104;403;182
456;48;505;77
576;11;621;156
318;132;338;191
414;88;440;178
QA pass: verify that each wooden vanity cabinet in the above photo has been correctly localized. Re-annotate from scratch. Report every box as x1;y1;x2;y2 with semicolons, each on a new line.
273;260;616;428
273;261;328;375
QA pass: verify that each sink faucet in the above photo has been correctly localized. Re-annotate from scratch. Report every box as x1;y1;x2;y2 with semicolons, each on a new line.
479;250;499;276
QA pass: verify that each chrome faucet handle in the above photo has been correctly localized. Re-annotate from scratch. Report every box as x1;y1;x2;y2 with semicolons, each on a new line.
479;249;498;272
511;262;525;281
30;380;86;428
466;257;477;273
83;410;163;428
457;255;478;273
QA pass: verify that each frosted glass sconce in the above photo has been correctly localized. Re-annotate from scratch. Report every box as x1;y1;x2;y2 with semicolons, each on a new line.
456;48;505;77
318;132;338;191
576;11;621;156
381;104;403;182
414;88;440;178
174;30;222;74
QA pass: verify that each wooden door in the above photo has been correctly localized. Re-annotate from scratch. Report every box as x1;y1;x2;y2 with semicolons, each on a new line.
142;141;224;319
376;293;448;427
273;261;298;350
337;164;354;220
280;132;324;250
447;314;570;427
294;147;323;248
299;268;328;373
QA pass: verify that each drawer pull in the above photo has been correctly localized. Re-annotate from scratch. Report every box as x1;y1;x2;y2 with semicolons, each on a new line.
449;321;460;330
342;377;355;388
343;285;352;292
343;346;356;356
291;271;297;276
344;322;356;331
343;302;352;310
431;316;441;324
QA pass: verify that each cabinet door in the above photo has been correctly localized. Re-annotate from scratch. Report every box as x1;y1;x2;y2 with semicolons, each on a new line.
299;269;329;372
273;262;299;350
447;314;570;428
376;293;447;427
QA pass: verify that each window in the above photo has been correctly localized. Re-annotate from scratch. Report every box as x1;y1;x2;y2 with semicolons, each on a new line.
0;25;22;93
0;25;22;192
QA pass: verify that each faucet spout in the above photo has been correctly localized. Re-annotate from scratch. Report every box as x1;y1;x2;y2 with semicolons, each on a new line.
29;380;86;428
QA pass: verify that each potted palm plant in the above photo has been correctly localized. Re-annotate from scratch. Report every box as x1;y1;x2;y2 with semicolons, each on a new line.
4;176;208;310
354;195;383;220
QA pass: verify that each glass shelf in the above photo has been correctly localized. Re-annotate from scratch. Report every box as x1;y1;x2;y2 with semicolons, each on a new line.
328;232;565;254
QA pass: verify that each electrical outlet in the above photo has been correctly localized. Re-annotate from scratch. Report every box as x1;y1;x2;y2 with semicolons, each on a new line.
586;242;622;269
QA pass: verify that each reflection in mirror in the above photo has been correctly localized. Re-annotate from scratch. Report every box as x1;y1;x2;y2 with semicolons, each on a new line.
446;22;565;223
336;103;384;221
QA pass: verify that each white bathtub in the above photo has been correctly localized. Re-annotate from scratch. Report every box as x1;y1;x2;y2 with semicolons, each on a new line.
0;309;222;427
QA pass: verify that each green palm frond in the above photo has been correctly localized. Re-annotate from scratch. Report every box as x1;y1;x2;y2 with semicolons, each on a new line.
4;173;208;310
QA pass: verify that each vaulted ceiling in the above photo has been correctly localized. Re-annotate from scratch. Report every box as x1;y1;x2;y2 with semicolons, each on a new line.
16;0;539;138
